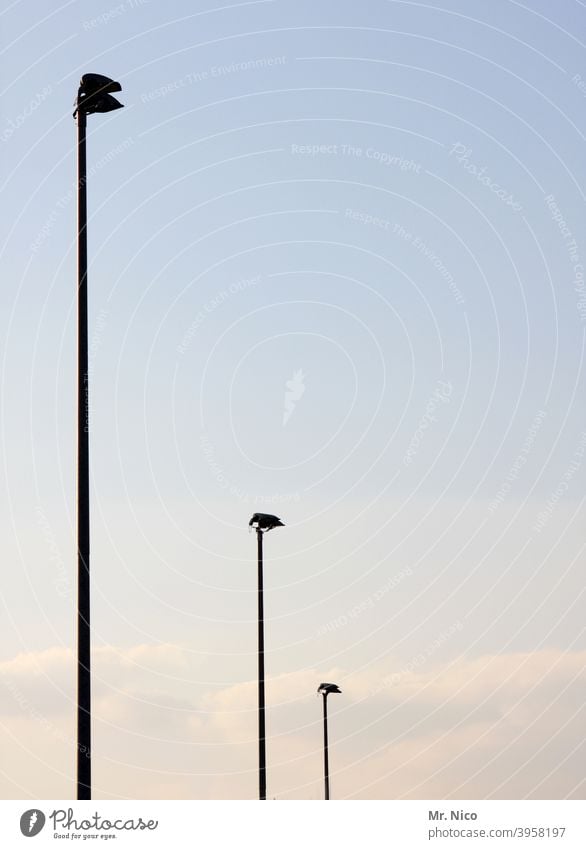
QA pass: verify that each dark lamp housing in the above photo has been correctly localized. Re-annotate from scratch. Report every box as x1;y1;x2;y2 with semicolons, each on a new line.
249;513;285;531
318;683;342;695
75;74;123;115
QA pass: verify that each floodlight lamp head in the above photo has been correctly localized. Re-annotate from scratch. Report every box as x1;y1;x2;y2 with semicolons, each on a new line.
248;513;285;532
318;682;342;696
80;73;122;94
75;73;123;116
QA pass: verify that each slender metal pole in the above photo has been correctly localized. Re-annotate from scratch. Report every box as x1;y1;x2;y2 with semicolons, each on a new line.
322;693;330;800
257;528;266;800
76;107;91;800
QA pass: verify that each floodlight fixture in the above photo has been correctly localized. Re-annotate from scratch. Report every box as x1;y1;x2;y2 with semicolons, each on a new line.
318;683;342;696
318;681;342;799
249;513;285;532
74;73;123;116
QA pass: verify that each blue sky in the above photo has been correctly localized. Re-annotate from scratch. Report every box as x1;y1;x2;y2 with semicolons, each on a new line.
0;0;585;799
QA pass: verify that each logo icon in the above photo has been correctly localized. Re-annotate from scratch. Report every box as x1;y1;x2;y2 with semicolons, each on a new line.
283;369;306;426
20;809;45;837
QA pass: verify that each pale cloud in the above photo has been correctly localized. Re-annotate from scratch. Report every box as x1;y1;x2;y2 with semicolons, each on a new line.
0;645;584;798
335;651;586;799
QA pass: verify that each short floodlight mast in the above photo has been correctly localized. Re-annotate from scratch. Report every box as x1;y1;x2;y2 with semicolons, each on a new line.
317;682;342;800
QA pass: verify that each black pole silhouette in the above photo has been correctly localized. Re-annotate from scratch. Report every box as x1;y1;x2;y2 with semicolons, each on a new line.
322;691;330;800
248;514;284;800
76;105;91;801
317;682;341;800
257;527;266;801
74;74;123;800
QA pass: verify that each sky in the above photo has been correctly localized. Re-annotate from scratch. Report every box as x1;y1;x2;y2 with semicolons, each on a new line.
0;0;585;800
